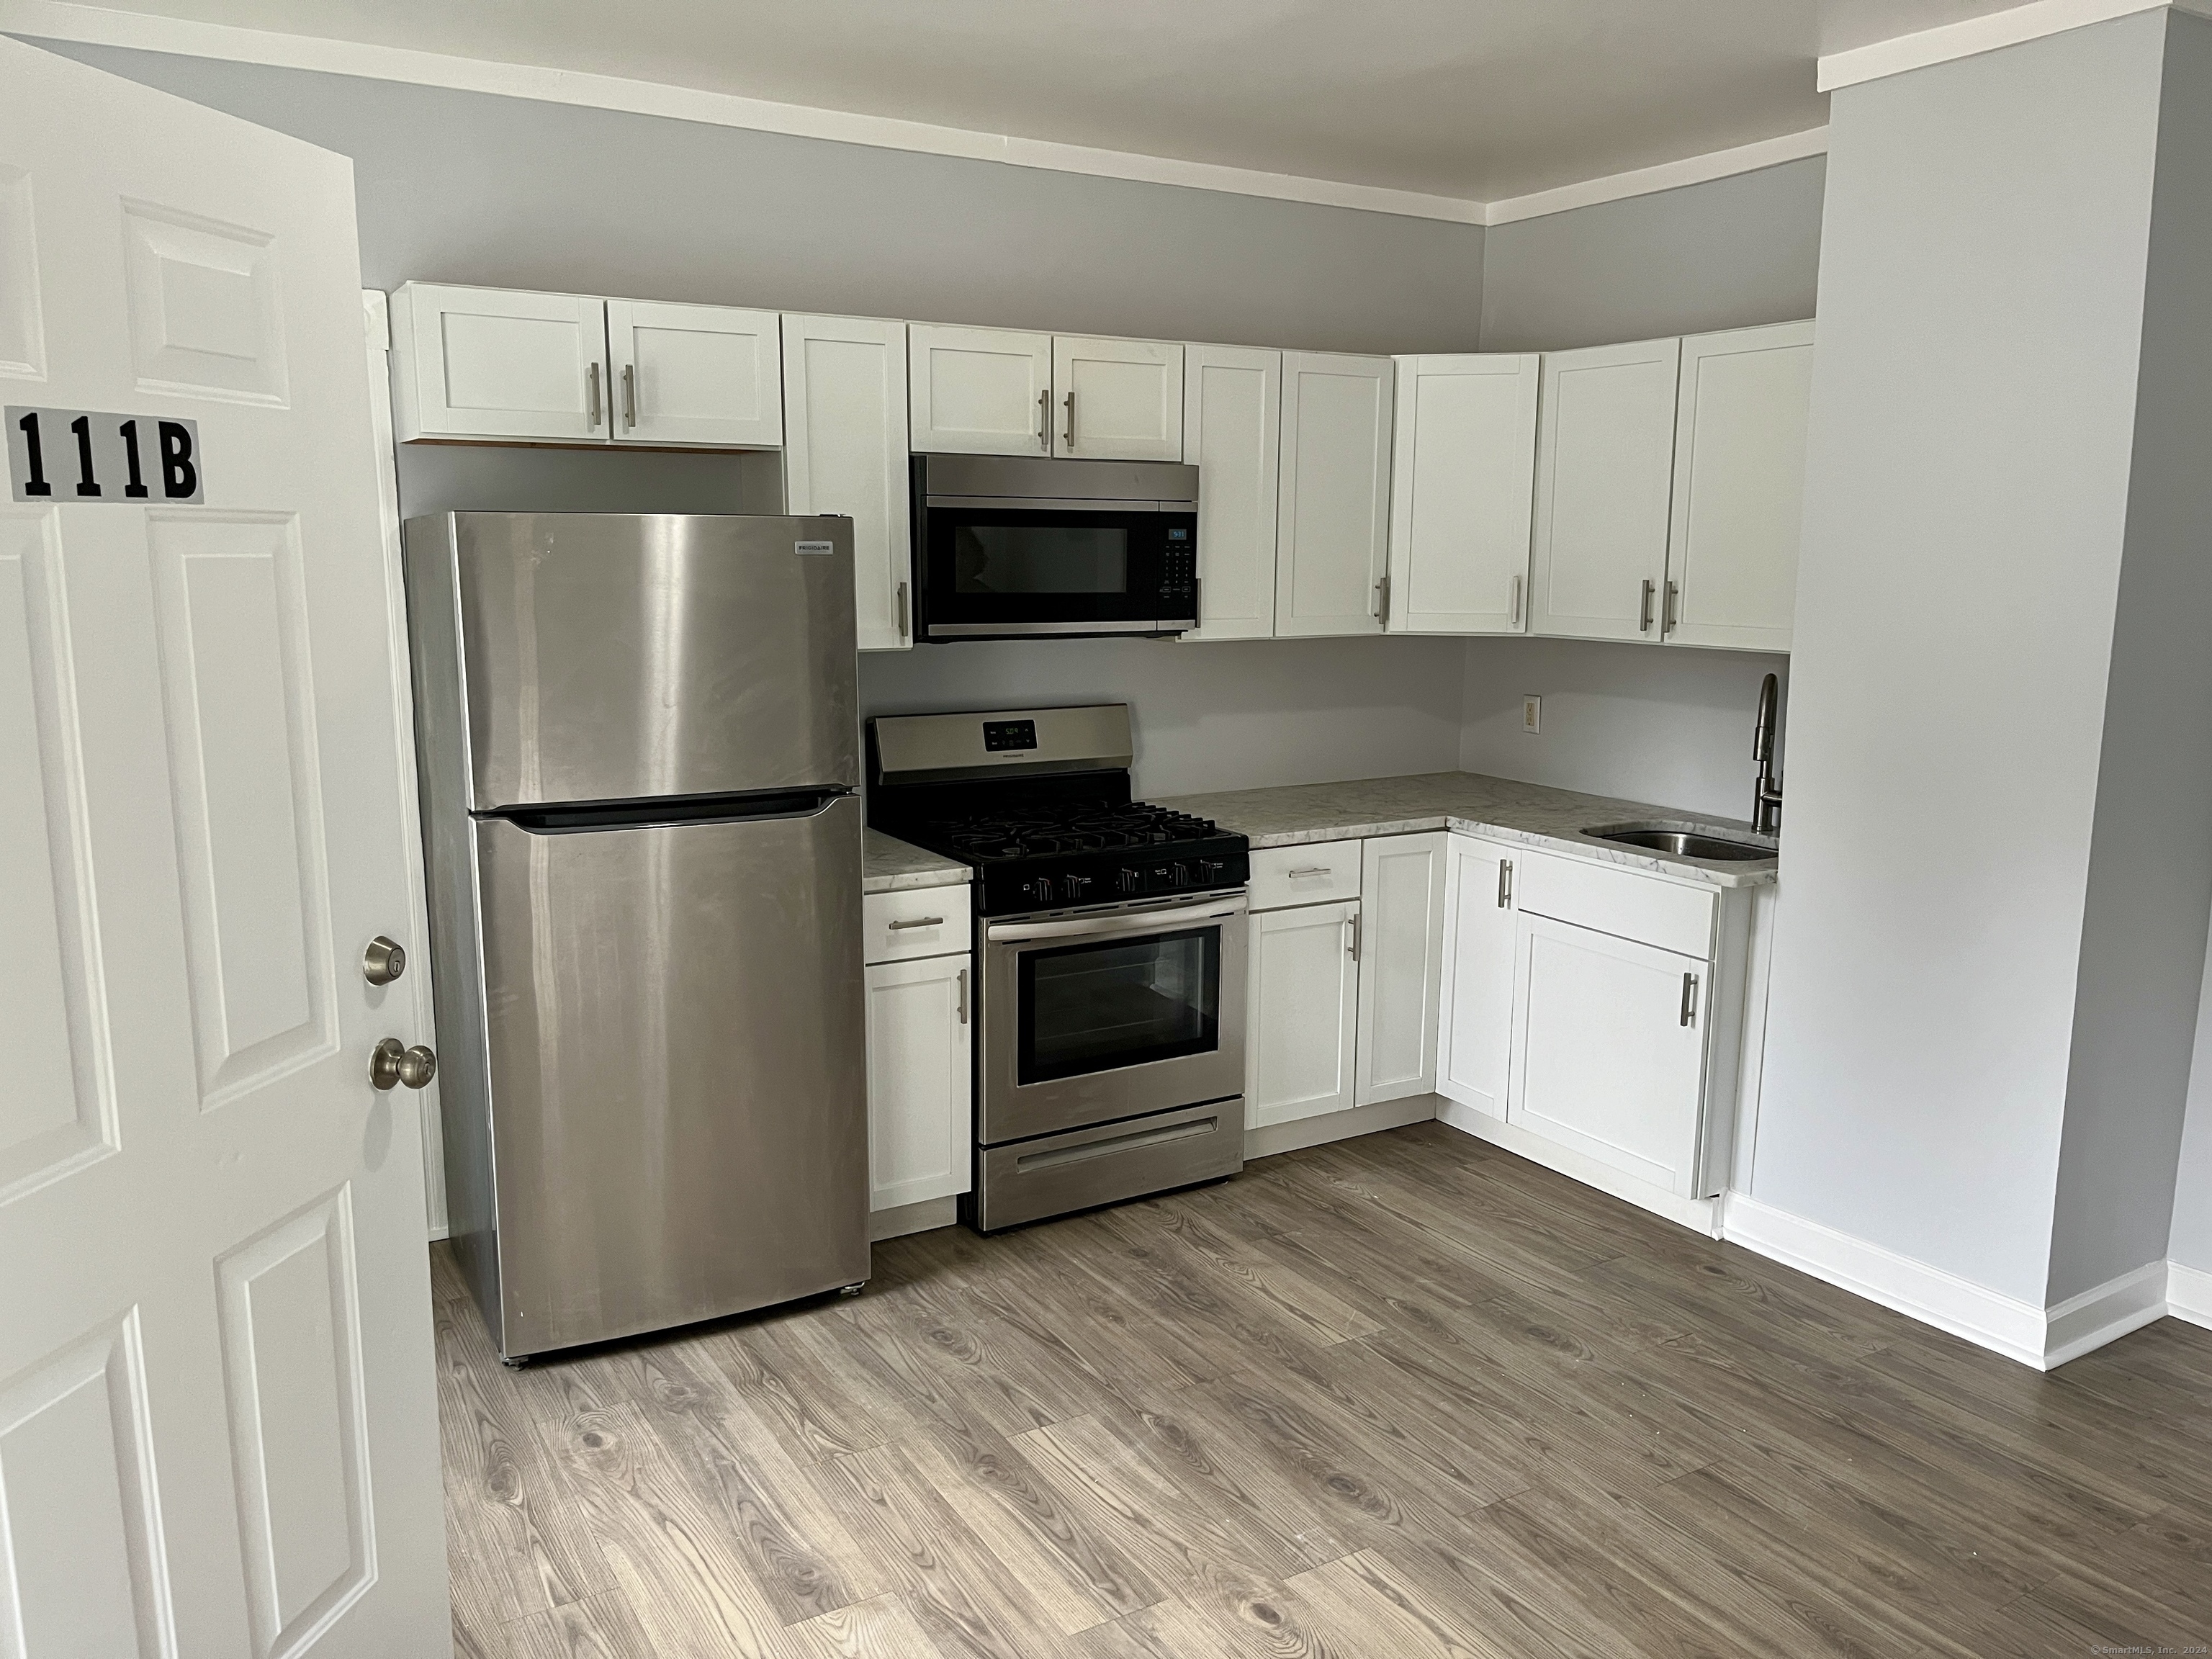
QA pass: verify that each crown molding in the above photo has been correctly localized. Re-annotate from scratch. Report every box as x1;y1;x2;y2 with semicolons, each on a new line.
1481;127;1828;226
1;0;1834;229
1817;0;2211;91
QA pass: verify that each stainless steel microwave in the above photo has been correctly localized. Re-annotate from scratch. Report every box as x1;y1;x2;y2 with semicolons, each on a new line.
907;454;1199;642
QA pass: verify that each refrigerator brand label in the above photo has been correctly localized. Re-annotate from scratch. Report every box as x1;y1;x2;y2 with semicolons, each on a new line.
793;539;835;557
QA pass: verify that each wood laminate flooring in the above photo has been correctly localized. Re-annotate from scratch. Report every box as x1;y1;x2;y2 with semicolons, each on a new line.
435;1122;2212;1658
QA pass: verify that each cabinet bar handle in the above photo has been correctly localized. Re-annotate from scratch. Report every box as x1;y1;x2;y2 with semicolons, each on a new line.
889;916;946;930
586;361;601;428
1287;866;1332;878
895;580;910;641
1681;971;1699;1028
1640;578;1655;634
1497;858;1513;909
1344;912;1360;960
1511;573;1523;627
1036;388;1050;451
1375;572;1392;628
621;362;637;428
957;967;969;1025
1064;390;1076;449
1663;579;1679;637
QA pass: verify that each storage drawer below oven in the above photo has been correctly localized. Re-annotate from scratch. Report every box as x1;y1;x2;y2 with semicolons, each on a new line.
971;1100;1243;1232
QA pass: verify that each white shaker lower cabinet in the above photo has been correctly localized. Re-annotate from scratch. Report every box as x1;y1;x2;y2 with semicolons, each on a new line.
1245;898;1361;1129
390;282;611;444
1436;835;1518;1120
783;314;912;651
1506;917;1710;1195
863;952;974;1211
1353;832;1447;1105
1179;344;1282;642
908;323;1053;455
1528;337;1681;643
1053;334;1183;461
1274;351;1394;637
606;299;783;448
1385;354;1539;635
1661;320;1815;653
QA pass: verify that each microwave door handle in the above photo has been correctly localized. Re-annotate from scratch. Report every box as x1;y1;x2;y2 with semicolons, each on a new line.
986;900;1245;944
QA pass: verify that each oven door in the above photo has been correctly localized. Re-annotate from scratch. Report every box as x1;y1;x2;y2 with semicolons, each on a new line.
915;503;1195;639
980;893;1246;1145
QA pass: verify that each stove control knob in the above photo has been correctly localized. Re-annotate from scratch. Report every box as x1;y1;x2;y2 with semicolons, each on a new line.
1200;859;1227;884
1116;868;1143;894
1025;876;1056;905
1169;862;1193;887
1064;875;1094;899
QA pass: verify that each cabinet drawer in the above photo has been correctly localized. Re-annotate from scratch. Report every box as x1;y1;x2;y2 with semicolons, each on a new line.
1516;853;1713;960
1249;840;1362;910
863;885;972;963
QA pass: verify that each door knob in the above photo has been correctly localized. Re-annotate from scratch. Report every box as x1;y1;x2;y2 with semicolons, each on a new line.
362;935;407;986
369;1038;436;1090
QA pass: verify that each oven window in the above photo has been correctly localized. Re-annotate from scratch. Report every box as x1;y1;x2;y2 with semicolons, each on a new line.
953;525;1131;595
1018;927;1220;1084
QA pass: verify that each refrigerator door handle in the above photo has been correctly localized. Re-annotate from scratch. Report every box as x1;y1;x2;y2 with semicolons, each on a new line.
498;786;853;835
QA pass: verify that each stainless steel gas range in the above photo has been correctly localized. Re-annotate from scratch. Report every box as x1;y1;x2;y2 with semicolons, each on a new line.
867;705;1249;1231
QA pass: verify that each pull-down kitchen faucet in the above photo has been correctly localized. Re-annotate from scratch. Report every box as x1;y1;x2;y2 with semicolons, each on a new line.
1753;673;1784;837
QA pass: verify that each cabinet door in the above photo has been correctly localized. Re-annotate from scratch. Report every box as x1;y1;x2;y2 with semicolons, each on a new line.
1246;901;1359;1129
1437;835;1517;1119
1274;352;1394;637
606;299;783;448
1663;321;1814;653
1386;355;1539;634
1529;338;1680;643
908;324;1053;454
864;954;974;1210
1354;833;1447;1105
1053;336;1184;460
783;315;912;651
392;282;609;443
1506;914;1709;1195
1179;344;1281;641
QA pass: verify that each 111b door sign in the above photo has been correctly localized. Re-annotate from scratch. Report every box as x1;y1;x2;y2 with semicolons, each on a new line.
6;406;205;505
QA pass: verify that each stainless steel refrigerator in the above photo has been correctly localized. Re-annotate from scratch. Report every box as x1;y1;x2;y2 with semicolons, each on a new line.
404;512;868;1362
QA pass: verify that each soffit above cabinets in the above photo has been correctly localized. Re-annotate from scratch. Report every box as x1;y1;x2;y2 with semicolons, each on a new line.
24;0;2058;210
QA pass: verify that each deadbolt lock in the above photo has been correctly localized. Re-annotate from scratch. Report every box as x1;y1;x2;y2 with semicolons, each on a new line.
362;935;408;986
369;1038;437;1091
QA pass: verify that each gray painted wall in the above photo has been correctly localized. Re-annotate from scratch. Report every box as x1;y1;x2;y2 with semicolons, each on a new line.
1755;14;2168;1305
2053;13;2212;1297
1478;157;1825;353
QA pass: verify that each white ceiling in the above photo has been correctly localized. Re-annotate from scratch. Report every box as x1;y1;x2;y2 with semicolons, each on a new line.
55;0;2036;200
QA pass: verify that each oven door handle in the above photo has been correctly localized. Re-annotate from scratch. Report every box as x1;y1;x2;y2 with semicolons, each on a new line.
985;899;1246;944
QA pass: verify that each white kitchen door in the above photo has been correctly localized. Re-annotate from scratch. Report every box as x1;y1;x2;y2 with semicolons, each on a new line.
0;37;449;1659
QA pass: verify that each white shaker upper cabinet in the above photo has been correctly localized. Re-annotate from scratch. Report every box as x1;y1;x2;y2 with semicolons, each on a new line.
1662;320;1814;653
1436;834;1520;1120
1529;337;1681;643
1385;354;1539;635
1274;351;1395;637
783;314;912;652
391;282;611;443
1052;335;1184;460
1179;344;1281;642
1354;833;1448;1106
1246;899;1362;1129
606;299;783;448
908;323;1053;454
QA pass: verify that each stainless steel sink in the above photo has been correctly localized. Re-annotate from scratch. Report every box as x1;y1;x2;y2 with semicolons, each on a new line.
1583;823;1775;862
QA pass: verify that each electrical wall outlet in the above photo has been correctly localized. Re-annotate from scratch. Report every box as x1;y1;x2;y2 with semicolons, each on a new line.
1522;696;1541;734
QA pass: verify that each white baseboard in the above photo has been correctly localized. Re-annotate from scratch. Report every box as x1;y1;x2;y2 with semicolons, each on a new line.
1436;1102;1722;1237
2170;1261;2212;1331
1723;1194;2198;1369
869;1195;958;1242
1245;1094;1438;1161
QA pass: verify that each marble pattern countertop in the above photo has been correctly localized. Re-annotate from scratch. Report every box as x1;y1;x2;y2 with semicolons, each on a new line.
1156;771;1779;889
863;828;973;894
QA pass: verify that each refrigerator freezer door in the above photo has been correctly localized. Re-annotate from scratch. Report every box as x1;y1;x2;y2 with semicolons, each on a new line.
472;792;868;1355
414;512;859;811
